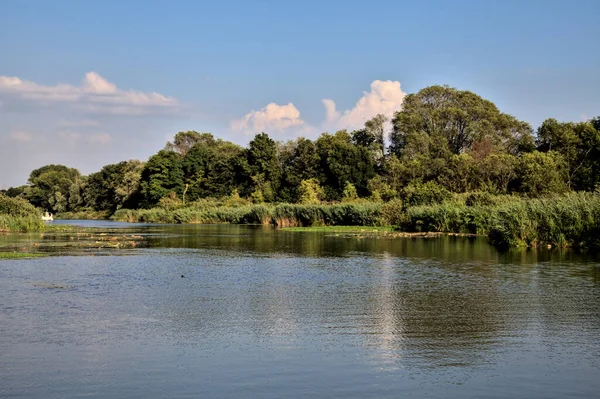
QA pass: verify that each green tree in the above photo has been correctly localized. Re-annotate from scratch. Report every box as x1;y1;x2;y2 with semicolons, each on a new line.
279;138;321;202
165;131;214;156
243;133;281;202
352;114;388;164
516;151;568;196
390;85;534;157
536;119;600;191
139;150;184;207
316;131;376;200
342;181;359;202
479;152;518;193
84;160;144;211
24;164;82;213
298;178;325;204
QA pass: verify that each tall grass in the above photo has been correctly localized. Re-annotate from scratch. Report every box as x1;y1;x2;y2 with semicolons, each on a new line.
0;194;45;232
400;192;600;249
112;202;385;227
107;192;600;250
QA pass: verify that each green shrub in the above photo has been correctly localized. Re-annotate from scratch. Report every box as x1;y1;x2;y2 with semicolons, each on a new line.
0;194;45;232
402;181;452;207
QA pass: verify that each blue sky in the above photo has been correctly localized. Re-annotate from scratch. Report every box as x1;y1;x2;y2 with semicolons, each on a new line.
1;0;599;187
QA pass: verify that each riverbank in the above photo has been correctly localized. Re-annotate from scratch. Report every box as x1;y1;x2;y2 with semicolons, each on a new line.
0;252;47;260
109;192;600;250
5;192;600;250
0;195;45;233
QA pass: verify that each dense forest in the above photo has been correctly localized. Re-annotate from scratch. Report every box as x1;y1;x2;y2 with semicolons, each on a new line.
4;85;600;214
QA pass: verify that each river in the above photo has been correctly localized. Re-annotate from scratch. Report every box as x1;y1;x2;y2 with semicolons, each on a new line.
1;221;599;398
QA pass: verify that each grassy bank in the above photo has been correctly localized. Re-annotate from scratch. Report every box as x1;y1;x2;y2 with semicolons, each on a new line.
400;192;600;249
112;201;394;227
55;209;110;220
109;192;600;249
282;226;394;233
0;252;47;259
0;194;45;232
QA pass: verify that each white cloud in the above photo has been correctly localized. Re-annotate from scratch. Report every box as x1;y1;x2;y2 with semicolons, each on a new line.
231;80;406;137
9;131;33;142
231;102;306;133
322;80;406;130
0;71;178;115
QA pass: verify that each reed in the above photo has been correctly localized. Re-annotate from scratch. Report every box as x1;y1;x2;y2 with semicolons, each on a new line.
400;192;600;249
0;194;45;232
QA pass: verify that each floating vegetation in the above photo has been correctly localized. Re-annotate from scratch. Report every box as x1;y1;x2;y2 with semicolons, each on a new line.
0;252;47;260
32;281;72;290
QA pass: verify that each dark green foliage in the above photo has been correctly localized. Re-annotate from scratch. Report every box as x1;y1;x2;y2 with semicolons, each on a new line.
316;131;376;199
390;85;534;157
379;199;404;226
24;164;82;213
139;150;184;207
84;160;144;212
7;88;600;250
0;193;45;232
536;118;600;191
400;192;600;249
402;181;452;207
516;151;568;196
181;136;242;202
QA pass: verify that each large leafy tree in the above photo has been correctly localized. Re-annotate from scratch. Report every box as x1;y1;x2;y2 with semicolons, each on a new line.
180;135;243;202
139;150;184;207
278;138;321;202
390;85;534;157
84;160;144;211
316;130;376;200
536;118;600;190
243;133;281;202
165;131;213;156
25;164;82;213
351;114;388;165
516;151;568;196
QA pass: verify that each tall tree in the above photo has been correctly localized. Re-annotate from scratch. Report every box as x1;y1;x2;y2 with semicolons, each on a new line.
84;160;144;211
244;133;281;202
536;119;600;190
316;131;376;200
25;165;82;213
165;131;214;156
352;114;388;164
139;150;184;207
390;85;534;157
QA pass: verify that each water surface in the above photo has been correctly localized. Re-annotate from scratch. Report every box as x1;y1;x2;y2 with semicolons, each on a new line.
1;221;599;398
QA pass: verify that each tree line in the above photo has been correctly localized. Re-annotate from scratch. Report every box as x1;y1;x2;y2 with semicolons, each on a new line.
4;85;600;214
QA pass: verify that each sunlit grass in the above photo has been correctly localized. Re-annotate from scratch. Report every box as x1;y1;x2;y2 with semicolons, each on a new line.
282;226;394;233
0;252;47;259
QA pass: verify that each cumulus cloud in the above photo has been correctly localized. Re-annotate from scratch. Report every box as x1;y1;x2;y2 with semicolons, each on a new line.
0;72;178;115
231;102;306;133
322;80;406;130
231;80;406;137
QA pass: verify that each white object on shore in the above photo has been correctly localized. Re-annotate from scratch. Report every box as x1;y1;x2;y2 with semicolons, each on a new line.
42;212;53;222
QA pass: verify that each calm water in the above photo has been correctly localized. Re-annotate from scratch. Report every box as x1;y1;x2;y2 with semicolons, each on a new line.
1;222;600;398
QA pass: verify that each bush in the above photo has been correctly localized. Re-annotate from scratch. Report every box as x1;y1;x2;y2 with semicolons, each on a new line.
399;192;600;249
0;193;45;231
402;181;452;207
379;199;404;226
